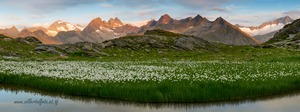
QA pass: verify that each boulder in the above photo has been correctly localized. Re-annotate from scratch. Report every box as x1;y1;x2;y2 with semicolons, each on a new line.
3;38;12;42
34;45;49;51
17;36;42;44
175;37;195;50
82;43;93;51
35;45;64;56
103;41;113;48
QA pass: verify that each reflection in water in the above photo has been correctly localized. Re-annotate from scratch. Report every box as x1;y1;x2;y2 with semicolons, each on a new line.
0;84;300;112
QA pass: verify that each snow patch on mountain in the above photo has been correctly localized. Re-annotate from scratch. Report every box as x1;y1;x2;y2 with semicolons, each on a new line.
95;30;101;33
46;20;84;36
57;20;63;24
240;23;286;36
126;20;149;27
47;30;58;36
99;26;113;32
57;26;68;31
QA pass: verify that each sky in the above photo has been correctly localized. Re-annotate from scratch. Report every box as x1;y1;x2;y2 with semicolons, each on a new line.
0;0;299;29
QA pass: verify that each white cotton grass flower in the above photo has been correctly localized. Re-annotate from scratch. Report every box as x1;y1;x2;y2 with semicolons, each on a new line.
0;60;299;83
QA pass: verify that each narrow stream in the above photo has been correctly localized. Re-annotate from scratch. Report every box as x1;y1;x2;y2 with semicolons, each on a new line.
0;84;300;112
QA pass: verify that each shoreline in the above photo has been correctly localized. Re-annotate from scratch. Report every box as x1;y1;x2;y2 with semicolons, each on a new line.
1;72;300;103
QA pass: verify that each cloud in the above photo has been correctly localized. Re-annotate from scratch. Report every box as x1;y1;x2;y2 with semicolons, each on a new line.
108;0;168;9
30;14;47;19
126;20;150;27
1;0;104;13
138;9;161;16
211;7;230;12
31;23;51;27
7;16;22;21
172;0;234;9
2;0;234;14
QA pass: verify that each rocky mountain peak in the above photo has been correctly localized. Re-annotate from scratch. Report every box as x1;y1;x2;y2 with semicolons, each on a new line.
215;17;225;21
108;17;124;27
83;18;102;33
267;18;300;43
54;20;63;24
179;17;193;24
0;26;20;38
275;16;293;24
260;16;294;28
191;14;209;25
10;26;18;31
47;20;83;36
194;14;203;20
89;17;103;26
213;17;227;25
114;17;121;21
157;14;173;24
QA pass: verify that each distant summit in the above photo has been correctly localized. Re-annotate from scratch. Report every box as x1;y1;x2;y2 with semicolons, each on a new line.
239;16;294;35
55;17;138;44
238;16;294;42
0;14;278;45
108;17;124;28
0;26;19;38
18;29;59;44
157;14;173;24
265;18;300;49
268;18;300;43
139;14;259;45
47;20;83;36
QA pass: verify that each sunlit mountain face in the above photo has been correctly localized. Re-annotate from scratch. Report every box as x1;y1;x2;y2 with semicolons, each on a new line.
0;0;299;45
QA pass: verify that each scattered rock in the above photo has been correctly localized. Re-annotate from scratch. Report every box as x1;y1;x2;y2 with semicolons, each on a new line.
145;49;150;52
16;36;42;44
35;45;64;56
34;42;108;57
82;43;93;51
46;47;64;56
262;44;275;48
175;37;195;50
5;52;19;57
3;38;12;42
158;50;164;54
98;52;110;56
35;45;49;51
103;30;216;51
103;41;113;48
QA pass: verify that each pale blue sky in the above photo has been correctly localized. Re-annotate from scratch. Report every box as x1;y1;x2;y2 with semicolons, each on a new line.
0;0;299;29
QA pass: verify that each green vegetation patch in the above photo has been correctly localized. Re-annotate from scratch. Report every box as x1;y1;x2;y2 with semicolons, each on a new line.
1;60;300;102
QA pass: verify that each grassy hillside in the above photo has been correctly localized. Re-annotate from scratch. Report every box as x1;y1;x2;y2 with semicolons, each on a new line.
1;31;300;103
0;34;36;57
266;18;300;44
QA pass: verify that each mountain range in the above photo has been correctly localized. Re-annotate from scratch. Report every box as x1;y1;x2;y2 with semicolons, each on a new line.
237;16;294;42
0;14;293;45
139;14;259;45
0;26;19;38
267;18;300;45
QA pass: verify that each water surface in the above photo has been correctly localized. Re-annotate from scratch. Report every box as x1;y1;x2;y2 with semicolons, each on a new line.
0;85;300;112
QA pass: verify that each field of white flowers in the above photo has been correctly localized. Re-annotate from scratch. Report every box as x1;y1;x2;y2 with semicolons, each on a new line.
0;60;299;83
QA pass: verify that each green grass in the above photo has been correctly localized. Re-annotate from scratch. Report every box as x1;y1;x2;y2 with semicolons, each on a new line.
1;71;300;103
1;34;300;102
144;29;184;37
1;54;300;102
0;35;36;57
62;45;300;62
